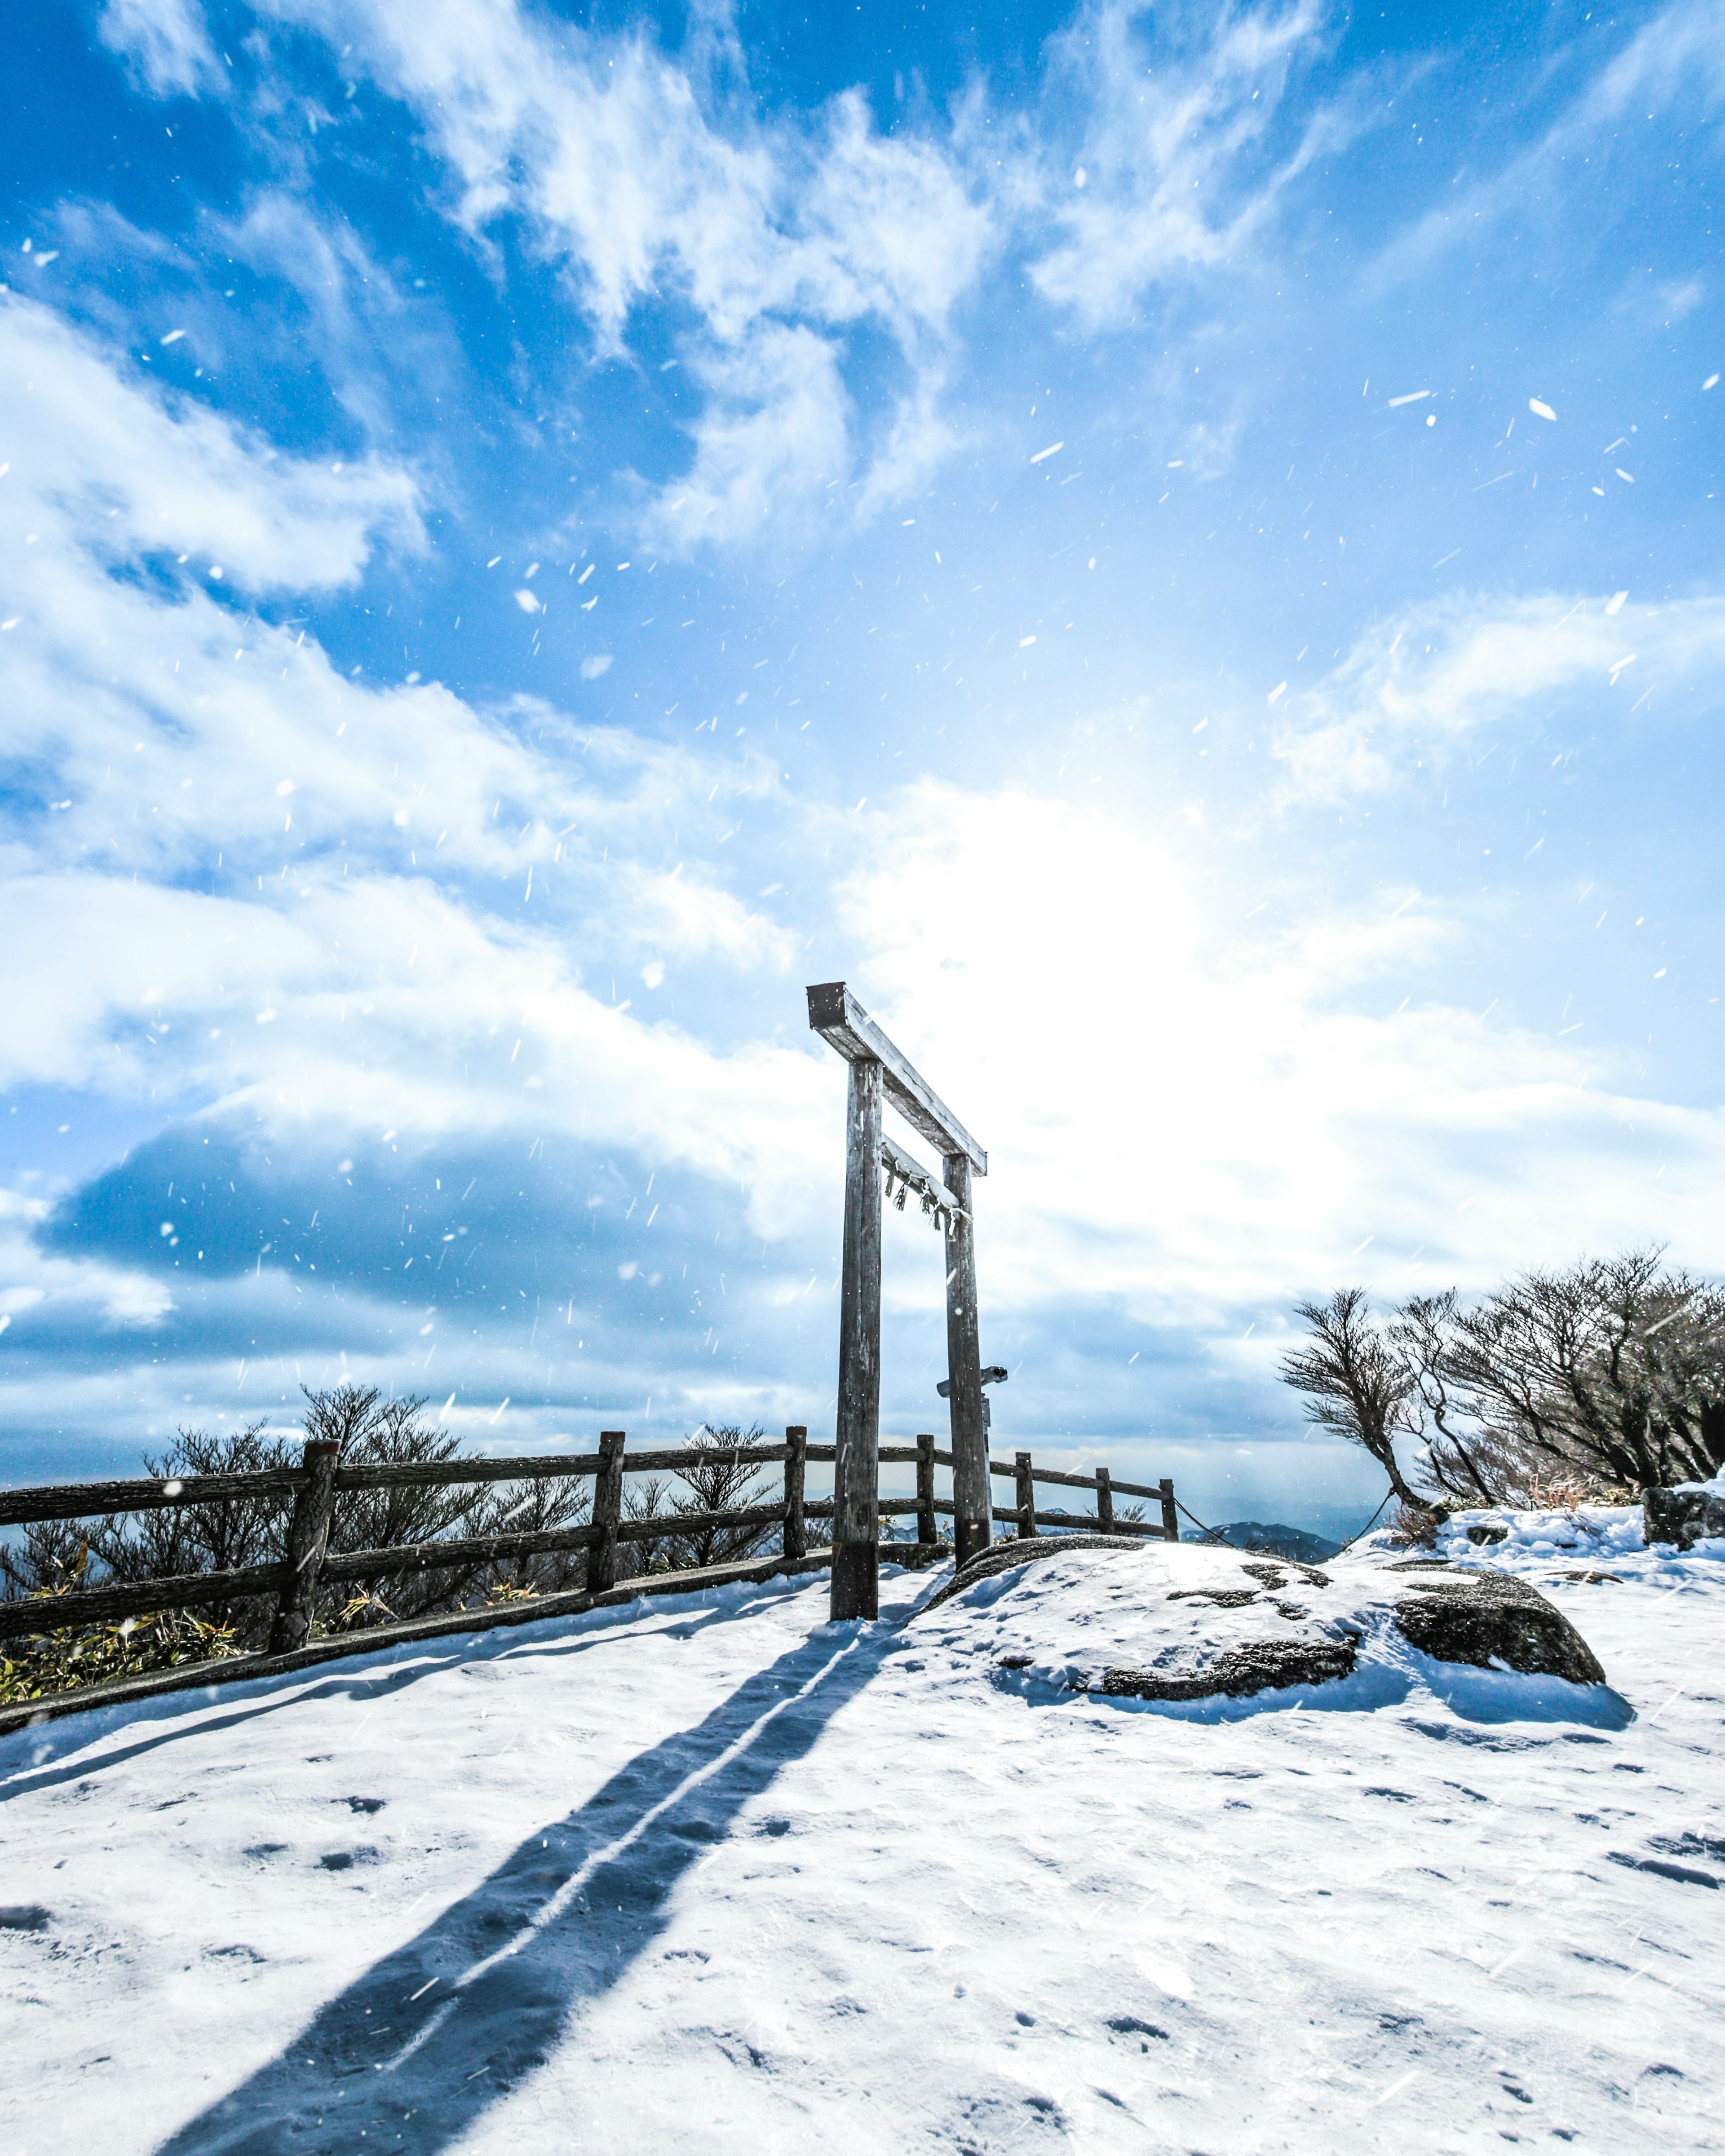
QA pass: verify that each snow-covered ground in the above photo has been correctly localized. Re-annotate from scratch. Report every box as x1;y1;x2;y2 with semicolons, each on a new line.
2;1509;1721;2153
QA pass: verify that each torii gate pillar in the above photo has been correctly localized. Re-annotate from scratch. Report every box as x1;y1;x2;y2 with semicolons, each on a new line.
808;983;990;1620
940;1153;991;1568
832;1055;884;1620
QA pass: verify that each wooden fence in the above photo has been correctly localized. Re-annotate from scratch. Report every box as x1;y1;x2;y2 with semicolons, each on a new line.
0;1431;1177;1731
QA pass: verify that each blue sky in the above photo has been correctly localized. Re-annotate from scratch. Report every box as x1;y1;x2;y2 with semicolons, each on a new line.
2;0;1722;1536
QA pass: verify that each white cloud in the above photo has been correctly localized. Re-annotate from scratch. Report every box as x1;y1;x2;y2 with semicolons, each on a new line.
0;297;811;1231
1028;0;1334;327
0;292;422;594
1370;0;1725;293
1273;589;1725;804
834;782;1725;1330
245;2;994;547
98;0;223;99
641;323;851;552
0;1190;174;1330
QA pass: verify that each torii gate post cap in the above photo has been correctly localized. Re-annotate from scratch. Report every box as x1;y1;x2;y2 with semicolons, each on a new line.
937;1365;1008;1397
806;981;986;1174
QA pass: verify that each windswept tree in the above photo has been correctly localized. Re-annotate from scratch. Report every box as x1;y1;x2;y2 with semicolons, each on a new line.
1278;1288;1424;1508
1388;1291;1520;1505
1286;1248;1725;1510
1428;1249;1725;1498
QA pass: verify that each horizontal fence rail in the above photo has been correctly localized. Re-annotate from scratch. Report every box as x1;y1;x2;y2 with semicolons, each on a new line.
0;1426;1179;1728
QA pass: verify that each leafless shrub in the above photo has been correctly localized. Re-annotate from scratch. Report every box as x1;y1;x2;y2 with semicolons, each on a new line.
1;1518;100;1602
620;1473;677;1575
1386;1502;1444;1548
1;1423;299;1644
663;1424;777;1570
486;1470;592;1596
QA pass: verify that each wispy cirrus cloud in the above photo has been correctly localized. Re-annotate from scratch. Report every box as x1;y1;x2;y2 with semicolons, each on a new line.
227;1;996;548
1270;588;1725;804
95;0;1351;543
98;0;224;99
1026;0;1337;328
1370;0;1725;293
0;292;800;1136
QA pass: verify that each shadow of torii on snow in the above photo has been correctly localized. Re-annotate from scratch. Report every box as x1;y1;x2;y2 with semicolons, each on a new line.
156;1616;896;2156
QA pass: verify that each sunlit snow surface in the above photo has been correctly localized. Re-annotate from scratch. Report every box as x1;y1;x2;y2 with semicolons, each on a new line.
2;1512;1721;2152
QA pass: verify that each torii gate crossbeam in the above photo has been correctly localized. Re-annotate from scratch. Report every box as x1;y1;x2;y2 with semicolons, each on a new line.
807;982;990;1620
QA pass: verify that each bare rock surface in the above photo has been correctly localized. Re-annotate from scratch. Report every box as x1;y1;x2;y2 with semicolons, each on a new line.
1385;1562;1607;1685
1643;1477;1725;1552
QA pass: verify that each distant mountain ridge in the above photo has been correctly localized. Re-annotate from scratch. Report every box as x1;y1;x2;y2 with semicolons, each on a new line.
1182;1520;1344;1564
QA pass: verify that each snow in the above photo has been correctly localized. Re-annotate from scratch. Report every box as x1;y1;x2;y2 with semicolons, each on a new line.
2;1508;1722;2152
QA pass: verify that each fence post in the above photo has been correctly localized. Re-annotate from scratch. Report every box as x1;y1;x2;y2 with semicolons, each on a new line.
268;1438;340;1655
1159;1477;1179;1544
916;1434;938;1550
1015;1450;1036;1540
588;1431;627;1592
783;1427;807;1561
1095;1466;1115;1536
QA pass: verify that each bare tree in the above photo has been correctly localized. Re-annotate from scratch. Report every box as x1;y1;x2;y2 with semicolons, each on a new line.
487;1470;592;1597
1287;1248;1725;1509
1388;1292;1517;1505
311;1386;508;1624
1434;1250;1725;1496
664;1423;778;1570
620;1474;677;1575
1278;1288;1424;1507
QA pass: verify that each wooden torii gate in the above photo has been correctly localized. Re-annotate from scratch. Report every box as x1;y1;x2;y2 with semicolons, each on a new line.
807;981;991;1620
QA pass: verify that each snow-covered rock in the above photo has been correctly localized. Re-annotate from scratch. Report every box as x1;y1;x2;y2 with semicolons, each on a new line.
914;1537;1611;1712
1644;1474;1725;1552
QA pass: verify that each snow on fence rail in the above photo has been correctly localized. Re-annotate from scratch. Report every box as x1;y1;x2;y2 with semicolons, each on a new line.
0;1434;1177;1730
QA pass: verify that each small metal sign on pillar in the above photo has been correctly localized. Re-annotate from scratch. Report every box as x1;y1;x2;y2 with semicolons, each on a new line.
807;982;990;1619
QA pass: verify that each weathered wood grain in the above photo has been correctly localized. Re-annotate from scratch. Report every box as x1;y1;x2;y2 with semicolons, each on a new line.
1084;1472;1167;1503
914;1498;1163;1537
783;1427;807;1562
330;1441;787;1494
616;1502;784;1545
267;1440;339;1654
1015;1451;1037;1541
318;1523;602;1583
1160;1477;1180;1544
1008;1462;1098;1491
806;981;987;1171
880;1133;970;1226
916;1433;938;1546
616;1444;790;1474
1095;1466;1115;1535
587;1432;627;1594
0;1563;288;1641
0;1470;305;1527
942;1150;991;1568
832;1055;884;1621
